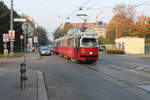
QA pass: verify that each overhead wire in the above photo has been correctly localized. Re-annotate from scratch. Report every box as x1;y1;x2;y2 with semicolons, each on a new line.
135;0;150;7
66;0;93;19
46;0;77;8
80;0;92;7
44;0;150;24
84;0;103;12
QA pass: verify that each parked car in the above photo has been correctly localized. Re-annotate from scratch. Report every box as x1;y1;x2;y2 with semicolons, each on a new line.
40;47;51;56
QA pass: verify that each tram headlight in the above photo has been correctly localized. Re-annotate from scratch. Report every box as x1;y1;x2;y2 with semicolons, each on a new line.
89;52;93;55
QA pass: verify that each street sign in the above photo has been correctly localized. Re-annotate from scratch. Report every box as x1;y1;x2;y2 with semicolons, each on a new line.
3;34;9;42
14;18;26;22
9;30;15;40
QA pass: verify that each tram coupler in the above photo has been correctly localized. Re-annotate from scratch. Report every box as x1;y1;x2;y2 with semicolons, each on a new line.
20;63;27;90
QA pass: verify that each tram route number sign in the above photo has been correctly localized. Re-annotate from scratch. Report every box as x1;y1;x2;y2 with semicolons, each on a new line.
3;34;9;42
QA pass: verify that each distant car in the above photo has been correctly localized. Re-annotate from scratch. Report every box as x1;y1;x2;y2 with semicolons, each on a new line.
40;47;51;56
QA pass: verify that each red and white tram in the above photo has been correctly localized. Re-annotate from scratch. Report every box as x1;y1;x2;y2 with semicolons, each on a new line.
53;28;99;62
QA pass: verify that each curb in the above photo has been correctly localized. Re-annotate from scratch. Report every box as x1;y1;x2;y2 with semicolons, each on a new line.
37;71;48;100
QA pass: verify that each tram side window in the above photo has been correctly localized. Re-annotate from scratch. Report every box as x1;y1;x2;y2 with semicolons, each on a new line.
56;42;59;46
67;39;71;46
60;41;62;46
71;38;74;47
58;41;61;47
61;40;64;46
67;38;74;47
64;39;67;46
75;38;80;47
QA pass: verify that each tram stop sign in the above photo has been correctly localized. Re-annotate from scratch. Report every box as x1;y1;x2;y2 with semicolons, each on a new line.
22;22;30;34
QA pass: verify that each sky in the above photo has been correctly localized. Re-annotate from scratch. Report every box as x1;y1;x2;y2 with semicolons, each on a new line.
3;0;150;40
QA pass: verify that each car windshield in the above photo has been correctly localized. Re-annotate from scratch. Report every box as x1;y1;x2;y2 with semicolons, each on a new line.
41;48;49;51
82;38;97;47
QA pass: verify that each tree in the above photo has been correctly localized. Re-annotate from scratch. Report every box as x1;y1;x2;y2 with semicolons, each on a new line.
143;17;150;37
0;1;22;53
53;23;72;39
113;4;135;37
34;26;50;46
105;3;136;44
113;3;135;20
130;15;150;38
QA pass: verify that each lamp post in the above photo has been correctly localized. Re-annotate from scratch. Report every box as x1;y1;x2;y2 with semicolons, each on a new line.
10;0;14;55
115;22;118;39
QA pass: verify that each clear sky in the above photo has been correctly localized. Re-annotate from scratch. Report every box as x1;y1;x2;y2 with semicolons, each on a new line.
4;0;150;40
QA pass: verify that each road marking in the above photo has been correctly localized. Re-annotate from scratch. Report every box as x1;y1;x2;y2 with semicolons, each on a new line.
137;85;150;92
135;67;144;70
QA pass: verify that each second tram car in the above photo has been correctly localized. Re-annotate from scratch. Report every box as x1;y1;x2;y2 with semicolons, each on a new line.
53;28;99;62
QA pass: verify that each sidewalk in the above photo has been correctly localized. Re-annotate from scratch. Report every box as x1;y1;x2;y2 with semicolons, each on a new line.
0;68;48;100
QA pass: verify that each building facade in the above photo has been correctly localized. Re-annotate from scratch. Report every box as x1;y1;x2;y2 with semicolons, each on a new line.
70;22;107;39
115;37;145;54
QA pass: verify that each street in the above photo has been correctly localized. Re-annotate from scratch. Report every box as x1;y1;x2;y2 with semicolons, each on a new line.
1;0;150;100
0;53;150;100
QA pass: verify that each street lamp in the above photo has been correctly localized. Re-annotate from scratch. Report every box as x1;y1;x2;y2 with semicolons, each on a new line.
10;0;14;55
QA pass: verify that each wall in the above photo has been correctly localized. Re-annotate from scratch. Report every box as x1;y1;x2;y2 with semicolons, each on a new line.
115;37;145;54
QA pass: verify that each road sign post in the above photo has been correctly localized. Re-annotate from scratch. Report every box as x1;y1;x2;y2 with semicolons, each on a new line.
19;22;31;90
34;36;38;53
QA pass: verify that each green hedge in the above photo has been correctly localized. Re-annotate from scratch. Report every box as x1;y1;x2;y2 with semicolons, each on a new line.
107;49;125;54
0;53;23;58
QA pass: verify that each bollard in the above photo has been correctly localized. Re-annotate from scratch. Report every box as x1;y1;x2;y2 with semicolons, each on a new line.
20;63;27;90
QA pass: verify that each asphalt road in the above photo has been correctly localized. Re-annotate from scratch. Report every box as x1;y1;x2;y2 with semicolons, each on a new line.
0;53;150;100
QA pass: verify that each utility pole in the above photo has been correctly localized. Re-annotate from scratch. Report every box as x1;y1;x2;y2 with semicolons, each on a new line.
10;0;14;55
116;22;118;39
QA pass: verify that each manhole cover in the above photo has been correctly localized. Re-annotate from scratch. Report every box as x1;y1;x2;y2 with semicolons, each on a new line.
138;85;150;92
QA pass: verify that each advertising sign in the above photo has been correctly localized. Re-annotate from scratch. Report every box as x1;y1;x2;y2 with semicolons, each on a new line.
9;30;15;40
3;34;9;42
